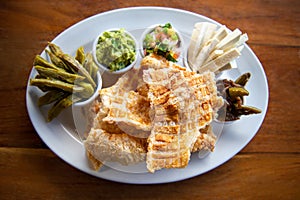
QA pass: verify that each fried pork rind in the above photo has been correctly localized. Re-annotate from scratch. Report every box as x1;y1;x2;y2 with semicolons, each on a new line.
84;54;223;172
143;66;222;172
86;150;103;171
84;99;147;167
98;67;152;138
84;128;147;166
192;125;216;152
100;89;151;138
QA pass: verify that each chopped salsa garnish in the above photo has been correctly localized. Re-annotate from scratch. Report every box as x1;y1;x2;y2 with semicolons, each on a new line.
143;23;181;62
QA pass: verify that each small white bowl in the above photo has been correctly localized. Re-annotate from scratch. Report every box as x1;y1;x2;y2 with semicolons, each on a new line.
73;71;102;108
92;28;138;75
72;71;102;140
139;23;184;63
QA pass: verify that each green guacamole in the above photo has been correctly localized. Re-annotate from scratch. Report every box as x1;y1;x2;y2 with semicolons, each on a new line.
95;29;136;71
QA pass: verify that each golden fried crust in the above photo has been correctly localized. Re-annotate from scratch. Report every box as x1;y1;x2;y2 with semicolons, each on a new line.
142;55;222;173
140;54;186;71
86;150;103;171
136;83;149;97
100;84;152;137
84;54;222;172
91;101;124;134
191;125;216;152
84;129;147;166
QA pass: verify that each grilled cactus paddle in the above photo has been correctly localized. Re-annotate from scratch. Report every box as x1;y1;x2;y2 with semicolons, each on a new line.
30;43;99;122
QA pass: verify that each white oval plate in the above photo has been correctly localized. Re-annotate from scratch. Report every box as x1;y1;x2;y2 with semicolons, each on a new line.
26;7;268;184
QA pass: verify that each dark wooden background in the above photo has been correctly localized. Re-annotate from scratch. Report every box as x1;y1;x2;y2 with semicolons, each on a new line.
0;0;299;199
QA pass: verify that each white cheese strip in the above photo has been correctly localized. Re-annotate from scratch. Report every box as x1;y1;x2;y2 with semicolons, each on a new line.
237;45;245;52
188;23;207;66
203;49;224;65
196;23;217;55
211;25;228;41
203;32;247;71
236;33;248;47
192;25;228;70
193;38;219;71
215;28;242;51
187;22;248;74
188;27;201;66
198;48;241;73
188;22;217;69
215;61;237;73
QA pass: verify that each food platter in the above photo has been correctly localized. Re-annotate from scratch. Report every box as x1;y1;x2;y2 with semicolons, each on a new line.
26;7;268;184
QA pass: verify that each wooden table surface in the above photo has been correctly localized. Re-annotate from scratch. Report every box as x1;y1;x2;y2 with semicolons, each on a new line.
1;0;299;199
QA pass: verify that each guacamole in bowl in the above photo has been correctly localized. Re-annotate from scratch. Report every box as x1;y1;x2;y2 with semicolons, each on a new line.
93;28;138;74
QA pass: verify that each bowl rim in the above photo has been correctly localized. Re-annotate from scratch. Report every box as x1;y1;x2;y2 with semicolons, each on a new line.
72;71;102;107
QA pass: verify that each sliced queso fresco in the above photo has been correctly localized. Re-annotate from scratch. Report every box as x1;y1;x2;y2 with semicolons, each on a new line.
187;22;248;73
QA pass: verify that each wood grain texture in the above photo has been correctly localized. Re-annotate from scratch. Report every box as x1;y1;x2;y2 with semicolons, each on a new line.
0;0;299;199
1;148;299;200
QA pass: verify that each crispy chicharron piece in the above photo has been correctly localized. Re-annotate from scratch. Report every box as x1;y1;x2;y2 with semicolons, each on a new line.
84;54;223;172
